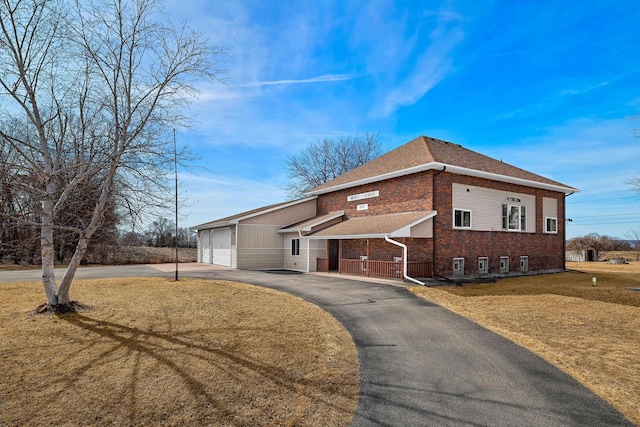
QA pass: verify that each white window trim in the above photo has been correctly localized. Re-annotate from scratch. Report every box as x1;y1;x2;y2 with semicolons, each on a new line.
291;238;300;256
453;257;465;276
520;256;529;273
545;217;558;234
503;204;526;232
478;257;489;275
453;209;472;229
500;256;510;273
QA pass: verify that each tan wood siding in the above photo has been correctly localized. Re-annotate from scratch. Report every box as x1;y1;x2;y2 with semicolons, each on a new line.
543;197;558;219
237;224;283;249
411;219;433;238
236;249;284;270
240;199;316;225
307;239;327;273
284;233;306;271
452;183;536;232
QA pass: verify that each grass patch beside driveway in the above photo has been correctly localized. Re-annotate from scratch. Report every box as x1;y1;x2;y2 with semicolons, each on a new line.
0;278;358;426
410;262;640;426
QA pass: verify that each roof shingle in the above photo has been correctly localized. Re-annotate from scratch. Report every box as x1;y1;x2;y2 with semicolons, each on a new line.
309;136;575;194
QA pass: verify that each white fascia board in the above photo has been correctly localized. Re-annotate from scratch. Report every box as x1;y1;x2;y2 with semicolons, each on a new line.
443;164;580;195
231;196;317;224
306;162;579;196
306;233;389;240
389;211;438;237
277;211;345;233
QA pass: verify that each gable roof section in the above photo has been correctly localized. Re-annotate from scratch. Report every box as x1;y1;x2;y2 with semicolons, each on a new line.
278;211;345;233
190;197;316;231
308;211;437;239
306;136;578;195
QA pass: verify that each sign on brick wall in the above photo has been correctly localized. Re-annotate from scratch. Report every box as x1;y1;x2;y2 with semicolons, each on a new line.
347;190;379;202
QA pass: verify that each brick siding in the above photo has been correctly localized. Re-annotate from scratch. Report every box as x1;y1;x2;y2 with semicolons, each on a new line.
318;169;567;278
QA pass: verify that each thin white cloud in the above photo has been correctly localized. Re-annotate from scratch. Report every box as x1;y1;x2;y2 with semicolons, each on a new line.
377;9;466;116
239;73;354;88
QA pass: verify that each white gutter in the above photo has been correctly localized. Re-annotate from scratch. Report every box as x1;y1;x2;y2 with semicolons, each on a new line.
306;161;579;196
384;235;426;286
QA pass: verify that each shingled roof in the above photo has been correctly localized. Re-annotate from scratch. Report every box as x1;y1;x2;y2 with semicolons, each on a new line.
307;136;578;195
190;197;316;231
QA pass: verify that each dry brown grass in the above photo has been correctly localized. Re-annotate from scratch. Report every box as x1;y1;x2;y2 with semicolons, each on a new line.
411;262;640;426
0;278;358;426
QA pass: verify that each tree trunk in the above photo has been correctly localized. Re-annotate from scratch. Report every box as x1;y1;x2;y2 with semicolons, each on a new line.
40;204;58;306
57;237;89;305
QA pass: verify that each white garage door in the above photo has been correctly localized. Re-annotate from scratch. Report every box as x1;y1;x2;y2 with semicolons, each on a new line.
211;227;232;266
201;230;211;263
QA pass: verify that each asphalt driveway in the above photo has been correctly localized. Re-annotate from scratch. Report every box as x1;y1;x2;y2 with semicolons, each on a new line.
1;264;632;426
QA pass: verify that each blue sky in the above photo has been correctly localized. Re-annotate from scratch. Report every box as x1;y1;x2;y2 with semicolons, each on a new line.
163;0;640;240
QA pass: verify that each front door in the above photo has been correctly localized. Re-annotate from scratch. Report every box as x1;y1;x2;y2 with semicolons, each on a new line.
328;240;339;271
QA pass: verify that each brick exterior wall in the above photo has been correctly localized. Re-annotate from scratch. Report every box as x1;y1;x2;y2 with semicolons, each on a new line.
317;169;567;278
433;172;566;276
317;171;435;218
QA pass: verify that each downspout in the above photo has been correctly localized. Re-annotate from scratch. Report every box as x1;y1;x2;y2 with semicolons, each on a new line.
385;235;425;286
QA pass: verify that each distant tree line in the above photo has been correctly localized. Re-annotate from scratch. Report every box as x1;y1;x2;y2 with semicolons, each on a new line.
0;213;195;266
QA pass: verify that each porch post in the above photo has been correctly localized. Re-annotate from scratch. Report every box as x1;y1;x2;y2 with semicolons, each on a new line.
339;239;343;274
366;239;370;277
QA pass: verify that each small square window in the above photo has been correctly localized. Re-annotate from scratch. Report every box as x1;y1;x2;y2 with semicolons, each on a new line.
454;209;471;228
500;256;510;273
478;257;488;275
453;258;465;276
545;217;558;234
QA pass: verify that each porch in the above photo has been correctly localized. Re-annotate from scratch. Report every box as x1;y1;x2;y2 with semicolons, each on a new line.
317;257;433;280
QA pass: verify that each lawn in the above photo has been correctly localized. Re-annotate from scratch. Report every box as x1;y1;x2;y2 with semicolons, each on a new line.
0;278;358;426
410;261;640;426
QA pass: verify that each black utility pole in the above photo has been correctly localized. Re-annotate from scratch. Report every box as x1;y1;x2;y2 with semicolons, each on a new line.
174;128;179;281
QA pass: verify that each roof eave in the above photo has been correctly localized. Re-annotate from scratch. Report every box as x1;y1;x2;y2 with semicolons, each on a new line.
190;196;318;231
306;162;579;196
306;233;390;240
234;196;317;223
278;211;345;233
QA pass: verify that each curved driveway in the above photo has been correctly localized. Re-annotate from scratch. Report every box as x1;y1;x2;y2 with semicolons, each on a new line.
1;265;632;426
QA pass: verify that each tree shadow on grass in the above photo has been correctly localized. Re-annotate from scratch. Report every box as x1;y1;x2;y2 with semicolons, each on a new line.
58;312;357;424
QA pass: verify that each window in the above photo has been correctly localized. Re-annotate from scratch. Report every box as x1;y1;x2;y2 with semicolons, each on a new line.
502;204;526;231
291;238;300;256
520;256;529;273
500;256;510;273
453;258;465;276
478;257;488;275
545;217;558;234
454;209;471;228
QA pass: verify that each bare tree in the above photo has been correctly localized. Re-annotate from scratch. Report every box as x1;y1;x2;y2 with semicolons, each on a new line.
0;0;224;311
285;133;383;199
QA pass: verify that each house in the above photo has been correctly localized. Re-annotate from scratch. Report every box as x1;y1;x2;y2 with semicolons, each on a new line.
191;136;578;282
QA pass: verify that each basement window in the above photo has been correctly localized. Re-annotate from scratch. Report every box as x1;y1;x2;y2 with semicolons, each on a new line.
500;256;510;274
453;258;465;276
478;257;489;275
520;256;529;273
